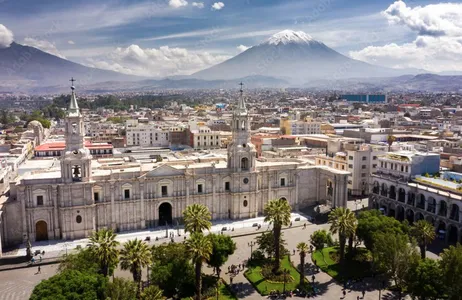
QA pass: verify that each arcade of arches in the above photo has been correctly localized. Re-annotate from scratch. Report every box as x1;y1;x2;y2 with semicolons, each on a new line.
371;180;462;245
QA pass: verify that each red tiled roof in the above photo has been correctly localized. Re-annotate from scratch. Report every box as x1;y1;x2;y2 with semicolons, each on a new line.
35;141;113;151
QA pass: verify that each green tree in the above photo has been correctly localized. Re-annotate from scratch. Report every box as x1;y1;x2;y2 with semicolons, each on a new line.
406;259;444;300
58;248;99;274
440;244;462;300
30;270;108;300
328;207;356;263
255;231;287;259
106;277;137;300
150;243;195;298
296;242;309;287
183;204;212;234
141;285;164;300
310;229;333;251
207;234;236;278
372;232;418;290
119;239;152;298
186;232;213;300
387;135;396;152
264;198;292;272
356;210;406;251
410;220;436;259
88;228;120;277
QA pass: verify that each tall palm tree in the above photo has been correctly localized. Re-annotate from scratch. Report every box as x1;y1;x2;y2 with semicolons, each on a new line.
186;232;213;300
328;207;356;263
387;135;396;152
120;239;152;298
183;203;212;234
296;242;309;287
411;220;436;259
264;198;292;272
88;228;120;276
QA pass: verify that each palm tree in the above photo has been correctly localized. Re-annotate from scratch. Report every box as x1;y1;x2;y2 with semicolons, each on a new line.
120;239;152;298
88;228;120;276
264;198;292;272
186;232;213;300
411;220;436;259
297;242;309;287
183;203;212;234
328;207;356;263
141;285;164;300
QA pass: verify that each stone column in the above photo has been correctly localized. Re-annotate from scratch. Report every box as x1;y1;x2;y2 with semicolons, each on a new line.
110;182;116;230
52;185;60;239
212;175;217;219
185;177;190;207
140;180;146;229
295;173;299;211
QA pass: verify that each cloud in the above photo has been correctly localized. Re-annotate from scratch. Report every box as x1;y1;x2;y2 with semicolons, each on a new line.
237;45;249;52
350;1;462;72
23;37;66;59
211;2;224;10
0;24;14;48
68;40;75;45
192;2;204;9
169;0;188;8
86;44;231;77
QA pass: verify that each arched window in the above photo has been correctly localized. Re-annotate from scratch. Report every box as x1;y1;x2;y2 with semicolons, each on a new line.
241;157;249;170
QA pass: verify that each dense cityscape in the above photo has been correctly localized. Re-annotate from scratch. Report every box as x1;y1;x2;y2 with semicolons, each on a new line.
1;0;462;299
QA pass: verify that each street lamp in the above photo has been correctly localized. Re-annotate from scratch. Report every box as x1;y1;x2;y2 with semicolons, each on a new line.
248;241;256;261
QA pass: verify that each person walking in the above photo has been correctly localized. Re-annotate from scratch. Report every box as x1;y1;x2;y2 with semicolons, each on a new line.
37;266;41;274
362;290;365;298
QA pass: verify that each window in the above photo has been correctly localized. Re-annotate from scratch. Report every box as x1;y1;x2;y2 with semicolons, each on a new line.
124;189;130;199
280;178;286;186
362;165;367;169
373;156;377;160
243;200;248;207
161;186;168;197
341;165;345;170
37;195;44;206
198;184;203;193
94;192;100;202
348;180;352;184
372;164;377;168
349;156;353;160
225;182;230;191
362;156;367;161
361;173;367;177
76;215;82;224
348;164;353;169
243;178;249;184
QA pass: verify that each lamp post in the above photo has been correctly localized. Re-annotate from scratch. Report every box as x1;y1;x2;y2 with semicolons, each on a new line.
24;234;32;260
248;241;256;261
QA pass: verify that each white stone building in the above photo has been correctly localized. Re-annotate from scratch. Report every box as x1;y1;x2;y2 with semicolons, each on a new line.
0;86;348;250
126;124;170;147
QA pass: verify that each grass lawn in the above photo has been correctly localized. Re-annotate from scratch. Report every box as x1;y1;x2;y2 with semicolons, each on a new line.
217;281;237;300
312;247;373;282
244;255;309;295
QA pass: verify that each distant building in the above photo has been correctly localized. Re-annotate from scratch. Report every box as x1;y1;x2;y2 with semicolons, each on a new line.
340;94;387;104
280;118;322;135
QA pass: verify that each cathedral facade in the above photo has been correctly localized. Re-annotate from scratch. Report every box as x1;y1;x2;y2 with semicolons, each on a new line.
1;87;348;248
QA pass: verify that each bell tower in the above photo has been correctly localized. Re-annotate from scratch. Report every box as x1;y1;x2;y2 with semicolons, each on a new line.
227;83;256;172
60;78;92;183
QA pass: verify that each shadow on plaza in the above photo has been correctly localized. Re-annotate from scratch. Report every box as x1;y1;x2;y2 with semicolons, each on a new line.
231;282;255;297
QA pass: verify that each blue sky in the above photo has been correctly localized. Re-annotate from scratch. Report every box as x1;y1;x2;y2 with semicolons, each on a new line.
1;0;461;77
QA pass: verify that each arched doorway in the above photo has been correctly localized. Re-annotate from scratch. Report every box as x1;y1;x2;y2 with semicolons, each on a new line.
406;209;415;224
241;157;249;170
397;206;405;221
158;203;173;226
425;215;435;225
448;225;458;244
35;221;48;241
415;212;424;222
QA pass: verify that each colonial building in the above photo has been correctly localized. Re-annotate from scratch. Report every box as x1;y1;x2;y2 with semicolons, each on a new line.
0;85;348;250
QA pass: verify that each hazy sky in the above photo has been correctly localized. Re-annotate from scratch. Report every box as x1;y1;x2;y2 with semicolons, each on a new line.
1;0;461;77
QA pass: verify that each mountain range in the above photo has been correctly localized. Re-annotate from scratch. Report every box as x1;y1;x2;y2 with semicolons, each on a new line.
0;30;461;93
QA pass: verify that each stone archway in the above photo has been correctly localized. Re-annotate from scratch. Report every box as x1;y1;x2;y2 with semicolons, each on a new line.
158;202;173;226
415;212;424;222
388;203;396;218
397;206;405;221
425;215;435;225
35;220;48;241
406;209;415;224
448;225;459;245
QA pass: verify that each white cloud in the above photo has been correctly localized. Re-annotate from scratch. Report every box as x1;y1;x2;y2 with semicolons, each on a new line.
169;0;188;8
350;1;462;72
86;44;231;77
23;37;66;59
237;45;249;52
192;2;204;9
211;2;224;10
0;24;14;48
68;40;75;45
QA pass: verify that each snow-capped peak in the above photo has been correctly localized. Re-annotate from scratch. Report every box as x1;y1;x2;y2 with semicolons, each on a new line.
264;30;315;45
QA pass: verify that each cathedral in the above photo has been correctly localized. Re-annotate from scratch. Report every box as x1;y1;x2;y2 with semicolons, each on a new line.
0;85;348;248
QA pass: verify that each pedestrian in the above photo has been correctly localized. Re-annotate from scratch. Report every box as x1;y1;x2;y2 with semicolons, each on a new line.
37;266;41;274
39;255;42;262
293;249;296;255
303;223;306;229
311;275;315;282
343;290;346;298
357;296;359;300
362;290;365;298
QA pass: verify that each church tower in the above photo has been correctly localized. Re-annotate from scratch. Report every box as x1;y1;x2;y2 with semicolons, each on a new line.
61;79;92;183
227;83;257;172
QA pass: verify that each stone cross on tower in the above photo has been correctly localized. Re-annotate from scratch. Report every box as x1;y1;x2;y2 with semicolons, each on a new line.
70;77;76;87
